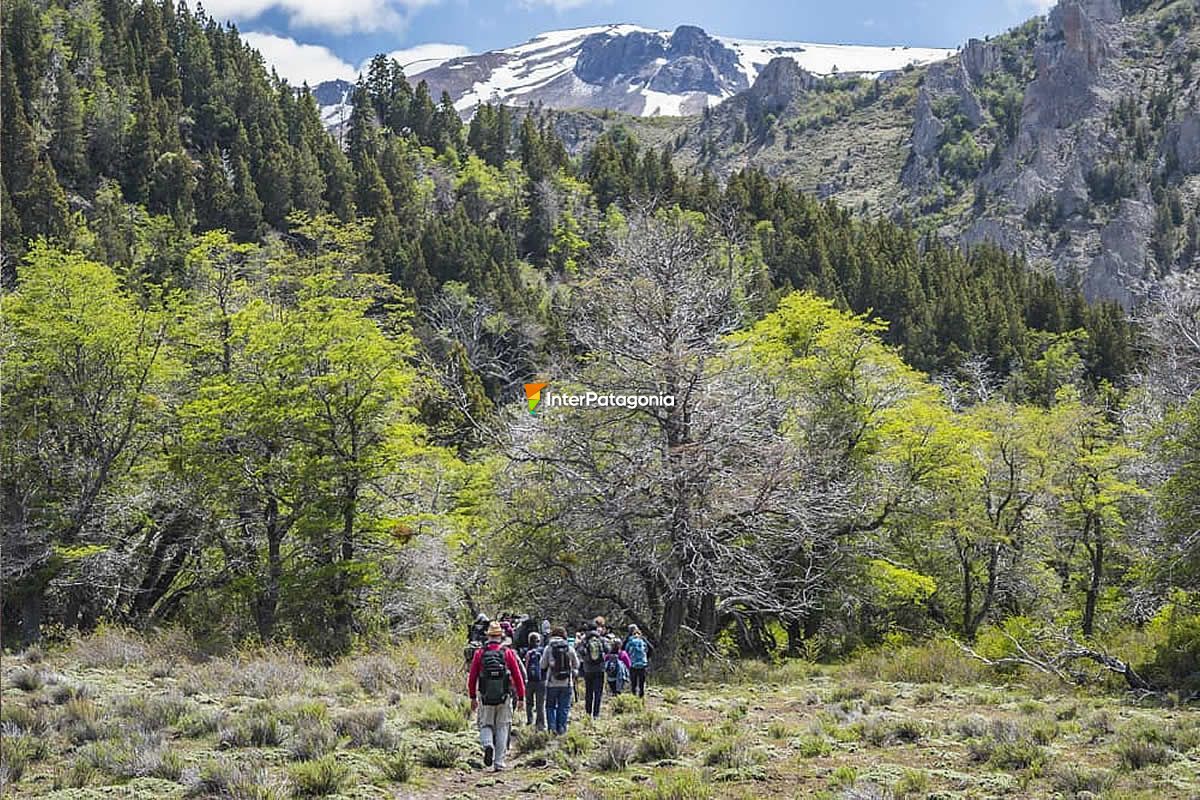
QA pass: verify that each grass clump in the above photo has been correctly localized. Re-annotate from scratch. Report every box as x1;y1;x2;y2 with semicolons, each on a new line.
288;718;339;761
893;768;930;798
852;638;984;684
333;707;395;748
420;738;461;768
795;733;832;758
610;693;645;715
513;725;554;754
8;667;47;692
1050;764;1115;796
186;757;282;799
594;738;637;771
288;754;349;796
377;747;416;783
1114;736;1173;770
409;693;468;732
636;720;689;762
828;765;858;788
219;712;283;748
633;770;713;800
704;735;767;769
560;726;594;756
661;688;682;705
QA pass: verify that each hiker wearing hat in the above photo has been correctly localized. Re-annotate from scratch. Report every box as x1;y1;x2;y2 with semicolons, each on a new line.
467;620;526;771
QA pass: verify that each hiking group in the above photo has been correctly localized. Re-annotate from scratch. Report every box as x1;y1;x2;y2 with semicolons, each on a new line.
465;613;652;772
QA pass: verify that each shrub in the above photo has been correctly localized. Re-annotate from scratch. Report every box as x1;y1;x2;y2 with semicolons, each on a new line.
409;695;467;732
378;748;415;783
8;667;46;692
913;685;939;705
893;768;930;799
795;733;831;758
53;758;99;790
512;726;553;754
420;738;461;768
334;707;395;748
153;750;186;781
766;720;792;740
288;718;339;761
662;688;682;705
594;738;636;771
117;692;192;731
1114;737;1172;770
864;717;925;746
610;693;644;715
829;684;867;702
828;765;858;788
852;638;985;684
58;699;107;743
560;727;593;756
71;626;148;668
2;703;47;736
348;653;399;694
186;758;283;799
49;682;94;704
986;739;1047;771
230;649;309;699
177;708;227;738
219;713;283;748
0;735;34;784
635;770;713;800
636;721;688;762
704;736;766;768
1050;764;1115;796
289;755;348;796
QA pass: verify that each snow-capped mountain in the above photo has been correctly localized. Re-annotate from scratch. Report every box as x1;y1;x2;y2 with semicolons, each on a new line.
312;24;955;122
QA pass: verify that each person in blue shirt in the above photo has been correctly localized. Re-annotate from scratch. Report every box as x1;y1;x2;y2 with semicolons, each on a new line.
624;625;650;698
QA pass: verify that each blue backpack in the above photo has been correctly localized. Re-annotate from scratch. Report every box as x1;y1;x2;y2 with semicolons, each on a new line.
526;646;545;682
625;637;648;668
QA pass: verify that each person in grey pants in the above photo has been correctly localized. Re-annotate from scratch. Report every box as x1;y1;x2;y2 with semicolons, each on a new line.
468;621;526;771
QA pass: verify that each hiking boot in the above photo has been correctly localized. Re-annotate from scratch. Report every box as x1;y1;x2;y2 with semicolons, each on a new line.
482;744;494;767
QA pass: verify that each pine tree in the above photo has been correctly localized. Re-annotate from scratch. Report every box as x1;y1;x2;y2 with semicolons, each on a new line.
49;67;87;189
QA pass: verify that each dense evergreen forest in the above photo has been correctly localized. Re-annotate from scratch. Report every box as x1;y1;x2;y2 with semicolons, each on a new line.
3;0;1199;704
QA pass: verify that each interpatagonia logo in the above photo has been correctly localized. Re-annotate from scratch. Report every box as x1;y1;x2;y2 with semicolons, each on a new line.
524;382;550;415
521;381;675;415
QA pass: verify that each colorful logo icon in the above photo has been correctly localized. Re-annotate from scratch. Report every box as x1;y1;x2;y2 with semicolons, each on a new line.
524;382;549;415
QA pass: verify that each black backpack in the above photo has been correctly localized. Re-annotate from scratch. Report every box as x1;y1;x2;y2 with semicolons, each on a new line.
478;646;510;706
551;642;572;680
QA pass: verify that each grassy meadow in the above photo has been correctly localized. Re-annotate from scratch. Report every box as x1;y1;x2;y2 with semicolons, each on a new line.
0;629;1195;799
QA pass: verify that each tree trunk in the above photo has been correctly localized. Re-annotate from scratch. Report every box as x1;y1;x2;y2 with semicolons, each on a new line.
1082;516;1103;638
658;593;687;674
20;589;43;646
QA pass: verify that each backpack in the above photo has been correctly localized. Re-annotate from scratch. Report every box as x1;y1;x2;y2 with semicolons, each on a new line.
604;655;621;680
478;646;510;705
625;637;648;668
525;646;545;683
551;642;572;680
586;636;605;666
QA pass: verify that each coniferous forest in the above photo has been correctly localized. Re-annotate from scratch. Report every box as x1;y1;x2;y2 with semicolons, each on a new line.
3;0;1200;797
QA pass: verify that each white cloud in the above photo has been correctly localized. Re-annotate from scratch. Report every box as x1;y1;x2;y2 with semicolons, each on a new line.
360;43;472;75
242;32;357;85
206;0;442;34
1008;0;1056;15
516;0;611;10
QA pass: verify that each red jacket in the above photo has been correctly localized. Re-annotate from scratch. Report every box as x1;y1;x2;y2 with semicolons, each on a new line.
468;642;526;701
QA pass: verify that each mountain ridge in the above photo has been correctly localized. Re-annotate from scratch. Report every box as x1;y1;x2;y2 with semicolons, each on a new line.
312;23;955;121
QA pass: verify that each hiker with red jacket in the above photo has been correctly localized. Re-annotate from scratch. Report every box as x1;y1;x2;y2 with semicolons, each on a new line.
468;621;526;772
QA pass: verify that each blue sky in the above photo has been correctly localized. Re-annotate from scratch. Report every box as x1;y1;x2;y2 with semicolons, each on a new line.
214;0;1056;86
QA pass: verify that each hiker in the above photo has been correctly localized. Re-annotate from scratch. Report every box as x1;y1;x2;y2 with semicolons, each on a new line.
540;626;580;735
524;633;547;730
468;612;490;643
580;622;607;718
624;625;650;698
604;639;631;696
467;621;526;772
